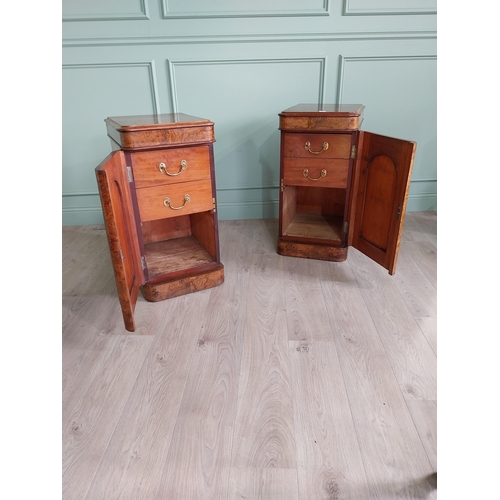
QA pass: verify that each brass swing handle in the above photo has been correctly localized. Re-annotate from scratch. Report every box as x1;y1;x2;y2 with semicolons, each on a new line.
163;194;190;210
305;141;329;155
303;168;327;181
158;159;187;176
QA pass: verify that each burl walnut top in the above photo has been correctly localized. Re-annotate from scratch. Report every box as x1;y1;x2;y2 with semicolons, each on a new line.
105;113;215;150
106;113;213;131
279;104;365;132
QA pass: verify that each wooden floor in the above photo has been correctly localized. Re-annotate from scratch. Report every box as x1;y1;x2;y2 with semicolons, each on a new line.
62;212;437;500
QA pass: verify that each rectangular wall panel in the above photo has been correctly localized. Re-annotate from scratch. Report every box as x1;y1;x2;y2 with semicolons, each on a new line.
168;57;326;220
62;62;159;225
343;0;437;15
63;0;149;21
338;55;436;210
162;0;328;18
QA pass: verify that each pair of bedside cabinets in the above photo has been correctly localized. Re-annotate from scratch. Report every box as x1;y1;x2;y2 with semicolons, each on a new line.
96;104;416;331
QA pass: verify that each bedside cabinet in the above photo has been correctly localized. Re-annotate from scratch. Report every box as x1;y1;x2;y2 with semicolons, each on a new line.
278;104;416;275
96;113;224;332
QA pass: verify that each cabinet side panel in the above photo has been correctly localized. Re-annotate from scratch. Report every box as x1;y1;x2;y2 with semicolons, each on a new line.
281;186;297;233
96;151;143;331
190;211;218;261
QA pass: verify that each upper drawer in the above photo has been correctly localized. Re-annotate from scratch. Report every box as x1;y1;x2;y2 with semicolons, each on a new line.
130;145;211;188
136;179;214;222
282;133;352;159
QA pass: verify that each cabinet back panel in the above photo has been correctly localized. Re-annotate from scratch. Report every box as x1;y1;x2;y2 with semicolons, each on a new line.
296;187;346;217
141;216;192;245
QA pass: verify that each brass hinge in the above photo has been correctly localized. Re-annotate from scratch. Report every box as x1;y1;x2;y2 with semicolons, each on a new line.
126;166;133;183
397;203;402;219
343;221;349;234
212;197;217;213
141;256;147;270
350;145;357;159
281;179;284;192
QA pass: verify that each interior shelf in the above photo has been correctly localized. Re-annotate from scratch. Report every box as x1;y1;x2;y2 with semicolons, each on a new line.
283;213;343;241
144;235;215;276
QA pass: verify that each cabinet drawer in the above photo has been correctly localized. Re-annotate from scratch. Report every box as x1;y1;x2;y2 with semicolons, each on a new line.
283;133;352;159
130;146;211;188
136;179;214;222
283;158;349;188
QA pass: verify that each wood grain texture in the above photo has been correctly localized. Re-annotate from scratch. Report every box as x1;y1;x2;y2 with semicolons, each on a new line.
317;258;435;498
62;228;128;400
231;253;297;469
278;238;347;262
62;212;436;500
62;335;153;500
284;158;349;188
152;231;250;499
62;225;111;296
83;293;210;500
136;178;213;222
229;468;299;500
144;235;215;276
283;213;343;240
406;400;437;471
283;133;351;159
130;145;211;189
290;340;369;499
347;247;437;401
283;257;333;341
105;114;215;150
62;281;122;403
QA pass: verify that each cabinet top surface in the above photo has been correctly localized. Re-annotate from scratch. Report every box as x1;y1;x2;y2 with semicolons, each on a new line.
105;113;213;131
280;104;365;116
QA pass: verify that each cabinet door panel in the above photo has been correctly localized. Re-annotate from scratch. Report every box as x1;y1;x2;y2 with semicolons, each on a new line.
351;132;416;275
96;151;144;331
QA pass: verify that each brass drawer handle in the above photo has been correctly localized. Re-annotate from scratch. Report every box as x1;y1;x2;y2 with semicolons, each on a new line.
163;194;190;210
303;168;327;181
158;159;187;176
305;141;329;155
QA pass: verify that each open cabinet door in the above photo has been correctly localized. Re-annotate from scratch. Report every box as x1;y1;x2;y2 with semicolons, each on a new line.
96;151;144;331
351;132;416;275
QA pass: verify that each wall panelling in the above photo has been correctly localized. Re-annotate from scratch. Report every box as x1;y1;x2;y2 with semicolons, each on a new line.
62;0;436;224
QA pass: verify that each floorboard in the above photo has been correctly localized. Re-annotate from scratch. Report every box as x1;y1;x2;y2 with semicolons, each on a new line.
62;212;437;500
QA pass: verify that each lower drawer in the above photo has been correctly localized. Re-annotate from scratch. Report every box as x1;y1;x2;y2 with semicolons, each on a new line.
136;179;214;222
283;158;349;188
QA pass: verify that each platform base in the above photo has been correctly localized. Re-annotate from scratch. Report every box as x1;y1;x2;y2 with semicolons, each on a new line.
142;264;224;302
277;238;348;262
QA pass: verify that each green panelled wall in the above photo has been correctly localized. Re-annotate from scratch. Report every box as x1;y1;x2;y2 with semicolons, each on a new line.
62;0;437;225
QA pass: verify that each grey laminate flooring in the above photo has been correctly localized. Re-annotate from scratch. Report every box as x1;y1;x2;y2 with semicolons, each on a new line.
62;212;437;500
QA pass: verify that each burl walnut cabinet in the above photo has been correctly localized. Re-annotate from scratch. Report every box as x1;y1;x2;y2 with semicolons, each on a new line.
96;113;224;331
278;104;416;275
